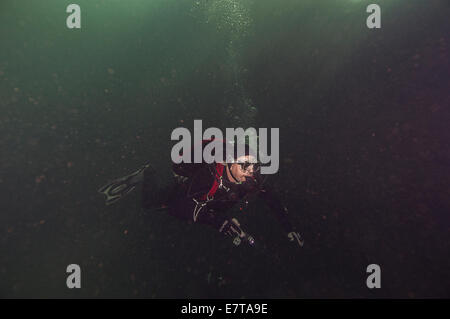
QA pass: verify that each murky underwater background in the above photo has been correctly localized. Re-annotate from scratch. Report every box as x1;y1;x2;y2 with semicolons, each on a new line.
0;0;449;298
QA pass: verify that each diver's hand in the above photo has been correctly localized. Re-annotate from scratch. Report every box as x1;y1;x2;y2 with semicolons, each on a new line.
219;218;255;246
220;218;245;238
288;231;304;247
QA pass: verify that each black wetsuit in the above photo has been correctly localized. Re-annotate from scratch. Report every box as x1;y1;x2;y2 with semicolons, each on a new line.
141;160;294;235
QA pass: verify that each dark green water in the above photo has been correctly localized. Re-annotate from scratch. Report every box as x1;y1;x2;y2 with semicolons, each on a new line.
1;0;449;298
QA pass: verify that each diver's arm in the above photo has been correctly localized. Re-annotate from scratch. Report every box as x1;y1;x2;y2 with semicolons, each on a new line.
258;186;304;247
192;205;252;246
258;187;293;232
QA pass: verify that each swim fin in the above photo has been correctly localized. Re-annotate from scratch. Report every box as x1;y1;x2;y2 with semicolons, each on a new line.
98;162;152;205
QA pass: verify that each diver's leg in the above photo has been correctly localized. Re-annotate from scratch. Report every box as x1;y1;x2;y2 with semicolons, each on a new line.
142;167;162;209
141;168;183;210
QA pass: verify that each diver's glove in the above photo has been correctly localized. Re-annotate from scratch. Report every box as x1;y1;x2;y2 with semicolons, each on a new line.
219;218;255;246
288;231;304;247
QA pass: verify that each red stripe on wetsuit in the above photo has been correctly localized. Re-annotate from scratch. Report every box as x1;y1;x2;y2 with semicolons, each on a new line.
201;163;225;200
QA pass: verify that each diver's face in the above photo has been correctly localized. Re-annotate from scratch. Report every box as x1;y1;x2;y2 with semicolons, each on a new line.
229;155;256;183
230;163;254;183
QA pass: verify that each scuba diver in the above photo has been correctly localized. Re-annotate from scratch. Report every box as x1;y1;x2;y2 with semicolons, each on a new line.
98;139;304;248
